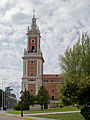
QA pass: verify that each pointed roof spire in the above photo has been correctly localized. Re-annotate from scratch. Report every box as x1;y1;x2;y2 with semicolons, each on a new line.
33;8;35;18
31;8;37;30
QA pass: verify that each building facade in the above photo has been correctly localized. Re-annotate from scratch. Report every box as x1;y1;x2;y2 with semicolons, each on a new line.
22;12;63;107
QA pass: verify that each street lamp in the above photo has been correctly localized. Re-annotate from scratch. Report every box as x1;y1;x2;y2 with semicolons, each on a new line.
20;91;23;117
2;78;3;110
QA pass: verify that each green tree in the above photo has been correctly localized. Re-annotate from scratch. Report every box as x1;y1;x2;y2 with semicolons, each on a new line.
37;85;50;110
58;75;80;106
59;32;90;76
77;74;90;106
22;89;35;110
58;32;90;119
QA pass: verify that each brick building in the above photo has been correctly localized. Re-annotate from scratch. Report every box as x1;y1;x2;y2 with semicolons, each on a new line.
22;12;63;108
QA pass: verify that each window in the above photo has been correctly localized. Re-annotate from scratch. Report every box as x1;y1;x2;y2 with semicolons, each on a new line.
51;89;55;92
31;66;33;70
31;61;33;64
44;80;48;82
31;46;35;52
51;96;55;100
58;80;61;83
31;72;33;76
30;89;33;92
31;39;35;43
31;80;33;81
51;80;56;82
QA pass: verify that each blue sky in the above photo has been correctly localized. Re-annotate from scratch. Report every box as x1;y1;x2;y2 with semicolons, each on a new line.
0;0;90;99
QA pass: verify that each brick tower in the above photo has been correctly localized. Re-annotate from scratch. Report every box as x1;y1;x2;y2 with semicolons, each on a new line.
22;11;44;96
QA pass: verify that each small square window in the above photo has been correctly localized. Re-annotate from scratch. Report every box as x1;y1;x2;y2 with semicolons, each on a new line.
51;80;56;82
51;89;55;92
58;80;61;83
31;61;33;64
31;66;33;70
31;80;33;81
44;80;48;82
31;39;35;43
31;73;33;76
30;89;33;92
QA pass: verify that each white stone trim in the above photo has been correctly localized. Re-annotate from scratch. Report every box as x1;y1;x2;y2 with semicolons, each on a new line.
27;35;29;51
26;60;28;77
35;82;38;95
37;60;38;77
40;60;42;76
26;83;28;90
23;60;25;77
22;82;23;91
37;35;39;52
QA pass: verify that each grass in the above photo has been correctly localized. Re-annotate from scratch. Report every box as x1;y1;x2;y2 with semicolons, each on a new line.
7;107;80;114
31;112;84;120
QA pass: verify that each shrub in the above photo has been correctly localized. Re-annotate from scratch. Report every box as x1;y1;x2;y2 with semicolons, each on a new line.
81;106;90;120
14;102;30;111
14;103;21;111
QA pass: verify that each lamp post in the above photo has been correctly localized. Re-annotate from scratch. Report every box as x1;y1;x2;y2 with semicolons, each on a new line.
2;78;3;110
20;91;23;117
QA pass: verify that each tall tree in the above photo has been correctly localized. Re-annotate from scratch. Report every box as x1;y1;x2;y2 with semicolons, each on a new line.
58;33;90;119
37;85;50;110
59;32;90;77
21;89;35;110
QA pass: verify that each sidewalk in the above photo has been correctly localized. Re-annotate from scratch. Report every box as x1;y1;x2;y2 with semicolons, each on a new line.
0;110;80;120
0;110;56;120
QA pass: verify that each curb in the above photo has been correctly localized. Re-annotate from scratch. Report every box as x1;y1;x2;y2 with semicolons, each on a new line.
0;113;38;120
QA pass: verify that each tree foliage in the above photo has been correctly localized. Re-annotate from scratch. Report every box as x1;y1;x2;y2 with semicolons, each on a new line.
37;85;50;110
59;32;90;105
59;32;90;119
22;89;35;110
77;75;90;106
14;89;35;111
59;32;90;76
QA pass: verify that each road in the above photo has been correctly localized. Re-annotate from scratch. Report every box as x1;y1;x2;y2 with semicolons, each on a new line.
0;115;28;120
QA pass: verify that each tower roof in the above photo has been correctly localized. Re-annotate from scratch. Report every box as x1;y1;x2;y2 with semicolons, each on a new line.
33;8;35;18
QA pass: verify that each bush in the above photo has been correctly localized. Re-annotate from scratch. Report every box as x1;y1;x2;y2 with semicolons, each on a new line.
23;103;29;110
81;106;90;120
14;104;21;111
14;102;30;111
59;104;63;108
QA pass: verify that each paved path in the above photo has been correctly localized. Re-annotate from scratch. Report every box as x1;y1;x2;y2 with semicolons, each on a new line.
0;110;80;120
24;110;80;116
0;111;56;120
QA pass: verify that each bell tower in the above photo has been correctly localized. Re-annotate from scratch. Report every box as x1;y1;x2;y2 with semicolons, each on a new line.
22;10;44;95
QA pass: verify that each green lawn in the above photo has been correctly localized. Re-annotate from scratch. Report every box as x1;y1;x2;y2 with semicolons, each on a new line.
31;113;84;120
7;107;80;114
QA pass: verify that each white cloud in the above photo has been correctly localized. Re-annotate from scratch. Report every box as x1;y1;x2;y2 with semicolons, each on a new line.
0;0;90;99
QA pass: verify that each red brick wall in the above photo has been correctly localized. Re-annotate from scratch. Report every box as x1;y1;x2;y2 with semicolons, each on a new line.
28;60;37;77
42;75;63;100
28;37;37;52
28;84;35;96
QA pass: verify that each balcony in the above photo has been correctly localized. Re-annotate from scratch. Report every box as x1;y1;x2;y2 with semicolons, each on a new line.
23;48;42;57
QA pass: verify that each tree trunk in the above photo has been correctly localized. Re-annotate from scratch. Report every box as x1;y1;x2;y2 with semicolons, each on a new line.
41;105;43;111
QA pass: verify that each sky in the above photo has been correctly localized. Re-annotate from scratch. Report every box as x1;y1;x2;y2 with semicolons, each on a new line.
0;0;90;99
